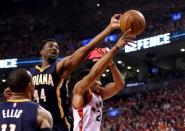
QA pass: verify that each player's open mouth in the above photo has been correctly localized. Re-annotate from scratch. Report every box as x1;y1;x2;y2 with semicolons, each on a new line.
50;51;57;56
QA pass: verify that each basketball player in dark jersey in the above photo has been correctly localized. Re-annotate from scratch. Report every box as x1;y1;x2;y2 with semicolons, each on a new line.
0;68;53;131
30;14;122;131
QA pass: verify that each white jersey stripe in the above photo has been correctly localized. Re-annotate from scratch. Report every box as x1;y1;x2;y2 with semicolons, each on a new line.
77;108;83;131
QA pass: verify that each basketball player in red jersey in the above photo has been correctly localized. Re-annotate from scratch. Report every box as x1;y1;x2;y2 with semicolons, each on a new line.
72;30;135;131
30;14;122;131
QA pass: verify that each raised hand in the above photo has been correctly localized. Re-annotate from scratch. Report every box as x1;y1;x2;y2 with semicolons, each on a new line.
109;14;122;30
115;29;136;49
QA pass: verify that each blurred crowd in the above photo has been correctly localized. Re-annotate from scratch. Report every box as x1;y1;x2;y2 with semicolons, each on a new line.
126;68;185;85
0;0;185;59
102;84;185;131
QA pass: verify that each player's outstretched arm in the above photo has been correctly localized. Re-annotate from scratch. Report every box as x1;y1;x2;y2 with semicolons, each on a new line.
37;106;53;131
97;30;135;100
100;62;125;100
87;31;135;79
56;14;121;79
72;31;135;108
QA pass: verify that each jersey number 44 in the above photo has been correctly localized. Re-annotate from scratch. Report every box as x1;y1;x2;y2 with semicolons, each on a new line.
33;88;46;103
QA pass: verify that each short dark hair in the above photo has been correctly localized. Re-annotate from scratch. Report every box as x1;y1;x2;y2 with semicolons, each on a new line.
78;69;90;81
41;38;60;49
7;68;32;93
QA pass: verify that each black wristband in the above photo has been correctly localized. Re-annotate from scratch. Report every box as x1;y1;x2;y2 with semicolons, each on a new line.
40;128;52;131
114;45;120;50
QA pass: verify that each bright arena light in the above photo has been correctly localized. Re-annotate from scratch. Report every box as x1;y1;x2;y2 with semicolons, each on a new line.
2;79;6;82
102;74;106;77
117;60;122;64
127;66;131;69
180;48;185;52
136;69;140;72
106;69;110;72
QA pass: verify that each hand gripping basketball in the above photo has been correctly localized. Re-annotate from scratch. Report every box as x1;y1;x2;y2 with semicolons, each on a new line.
115;29;136;49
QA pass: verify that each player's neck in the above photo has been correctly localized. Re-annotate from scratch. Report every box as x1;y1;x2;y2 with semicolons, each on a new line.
8;92;31;100
87;90;92;96
91;88;101;95
41;60;51;69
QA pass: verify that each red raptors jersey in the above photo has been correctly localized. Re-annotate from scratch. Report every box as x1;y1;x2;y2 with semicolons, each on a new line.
73;93;103;131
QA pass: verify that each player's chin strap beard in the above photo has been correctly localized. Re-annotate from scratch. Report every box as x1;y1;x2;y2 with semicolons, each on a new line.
48;57;57;64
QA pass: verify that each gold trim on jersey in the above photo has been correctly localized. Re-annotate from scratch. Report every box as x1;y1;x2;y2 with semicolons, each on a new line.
7;99;31;102
35;65;50;72
65;80;71;130
66;80;70;98
56;79;65;118
65;117;71;130
56;79;71;129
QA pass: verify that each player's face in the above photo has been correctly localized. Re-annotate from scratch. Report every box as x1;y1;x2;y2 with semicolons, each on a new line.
41;41;59;63
90;79;102;92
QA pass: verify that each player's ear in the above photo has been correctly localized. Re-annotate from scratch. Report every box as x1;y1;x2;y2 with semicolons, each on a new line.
3;87;12;99
28;82;34;93
40;50;44;56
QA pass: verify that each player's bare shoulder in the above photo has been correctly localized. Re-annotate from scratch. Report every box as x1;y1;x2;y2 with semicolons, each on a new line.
37;106;53;129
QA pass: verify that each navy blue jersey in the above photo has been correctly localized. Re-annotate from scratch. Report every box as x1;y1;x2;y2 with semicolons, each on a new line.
30;62;71;130
0;100;39;131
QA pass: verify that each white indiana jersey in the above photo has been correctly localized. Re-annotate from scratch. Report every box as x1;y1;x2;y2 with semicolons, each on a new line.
73;93;103;131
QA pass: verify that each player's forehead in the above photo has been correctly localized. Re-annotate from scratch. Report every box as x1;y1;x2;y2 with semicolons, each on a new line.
44;41;58;48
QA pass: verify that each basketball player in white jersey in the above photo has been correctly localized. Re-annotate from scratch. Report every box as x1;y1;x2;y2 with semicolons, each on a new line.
72;30;135;131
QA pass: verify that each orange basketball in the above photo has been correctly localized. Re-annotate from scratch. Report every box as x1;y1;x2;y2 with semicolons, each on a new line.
120;10;145;36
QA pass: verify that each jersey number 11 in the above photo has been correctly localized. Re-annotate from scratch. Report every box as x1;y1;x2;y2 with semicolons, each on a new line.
1;124;16;131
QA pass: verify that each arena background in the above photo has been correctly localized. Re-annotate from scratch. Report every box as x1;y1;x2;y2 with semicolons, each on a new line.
0;0;185;130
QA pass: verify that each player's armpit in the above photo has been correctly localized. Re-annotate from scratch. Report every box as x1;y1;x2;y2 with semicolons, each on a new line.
37;106;53;130
72;94;85;109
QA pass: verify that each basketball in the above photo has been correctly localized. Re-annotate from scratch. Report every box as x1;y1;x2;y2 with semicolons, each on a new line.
120;10;145;36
